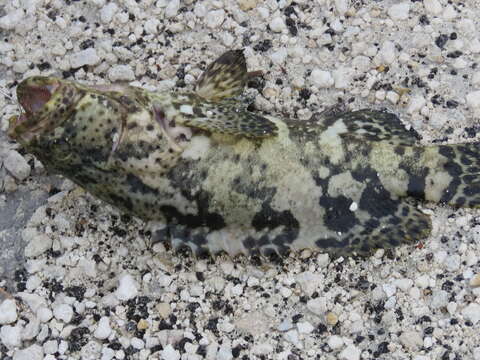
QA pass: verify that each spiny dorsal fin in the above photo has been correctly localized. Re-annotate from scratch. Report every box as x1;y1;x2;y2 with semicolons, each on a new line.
315;109;421;146
194;50;248;102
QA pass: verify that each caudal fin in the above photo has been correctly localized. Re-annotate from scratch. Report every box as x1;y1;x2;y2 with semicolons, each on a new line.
405;143;480;208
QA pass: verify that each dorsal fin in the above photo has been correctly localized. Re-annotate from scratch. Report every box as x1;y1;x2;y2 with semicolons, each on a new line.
194;50;248;102
290;109;420;146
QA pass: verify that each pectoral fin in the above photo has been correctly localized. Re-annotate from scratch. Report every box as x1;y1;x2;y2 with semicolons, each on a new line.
174;100;278;139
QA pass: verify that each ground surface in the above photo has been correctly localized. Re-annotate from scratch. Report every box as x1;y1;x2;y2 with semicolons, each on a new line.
1;0;480;359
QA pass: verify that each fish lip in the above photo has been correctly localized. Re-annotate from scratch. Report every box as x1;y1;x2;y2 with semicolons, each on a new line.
9;78;61;143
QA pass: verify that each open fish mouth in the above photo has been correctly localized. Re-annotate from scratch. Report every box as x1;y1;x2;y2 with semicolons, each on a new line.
8;77;61;143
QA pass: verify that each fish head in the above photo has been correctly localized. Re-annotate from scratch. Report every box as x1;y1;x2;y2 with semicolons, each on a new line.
8;76;82;146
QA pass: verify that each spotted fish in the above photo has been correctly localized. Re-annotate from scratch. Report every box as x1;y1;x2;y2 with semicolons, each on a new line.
7;50;480;259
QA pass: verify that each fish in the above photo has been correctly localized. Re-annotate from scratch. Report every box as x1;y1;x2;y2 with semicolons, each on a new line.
7;49;480;259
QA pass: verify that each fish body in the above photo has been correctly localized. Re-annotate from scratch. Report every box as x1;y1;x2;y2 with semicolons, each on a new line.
8;50;480;258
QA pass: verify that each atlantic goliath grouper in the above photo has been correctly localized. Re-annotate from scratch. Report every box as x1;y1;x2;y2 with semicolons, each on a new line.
7;50;480;259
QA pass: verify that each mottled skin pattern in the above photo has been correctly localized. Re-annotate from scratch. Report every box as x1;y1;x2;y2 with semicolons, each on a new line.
8;51;480;259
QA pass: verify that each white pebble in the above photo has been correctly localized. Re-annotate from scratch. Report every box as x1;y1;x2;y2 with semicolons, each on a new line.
13;344;43;360
165;0;180;18
270;48;287;64
4;150;30;181
306;297;327;315
407;95;426;114
400;330;423;351
160;344;180;360
284;329;302;348
131;337;145;350
339;344;361;360
1;325;21;348
36;307;53;323
144;19;160;34
206;10;225;29
108;65;135;82
270;17;286;33
424;0;442;15
53;304;73;323
466;91;480;109
0;9;25;30
328;335;344;350
297;321;314;334
280;287;292;298
333;67;351;89
70;48;101;68
100;3;118;24
24;232;52;258
380;41;396;65
94;316;112;339
310;69;334;88
43;340;58;354
430;290;448;309
462;303;480;325
472;72;480;87
334;0;348;15
0;299;17;325
115;274;139;301
388;3;410;20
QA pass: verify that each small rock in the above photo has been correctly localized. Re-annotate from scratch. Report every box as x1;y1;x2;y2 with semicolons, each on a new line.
284;329;302;348
328;335;344;350
108;65;135;82
339;344;361;360
0;9;25;30
466;91;480;110
94;316;112;340
424;0;442;15
238;0;259;11
470;274;480;288
206;10;225;29
36;307;53;323
131;337;144;350
13;344;43;360
137;319;149;330
0;299;17;325
310;69;334;88
165;0;180;18
334;0;348;15
380;41;396;65
407;95;426;114
399;330;423;351
115;274;139;301
70;48;100;68
24;231;52;258
270;48;287;64
4;150;30;180
0;324;22;348
326;312;338;326
53;304;73;323
100;3;118;24
297;321;314;334
431;290;449;309
306;297;327;316
43;340;58;355
217;343;233;360
388;3;410;20
462;303;480;325
160;344;180;360
269;17;286;33
156;302;172;318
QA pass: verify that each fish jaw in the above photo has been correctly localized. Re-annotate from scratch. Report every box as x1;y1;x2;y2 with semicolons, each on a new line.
8;76;81;146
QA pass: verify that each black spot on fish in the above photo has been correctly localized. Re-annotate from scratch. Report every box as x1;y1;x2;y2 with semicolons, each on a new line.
315;236;349;248
319;195;358;233
126;173;159;195
405;167;429;200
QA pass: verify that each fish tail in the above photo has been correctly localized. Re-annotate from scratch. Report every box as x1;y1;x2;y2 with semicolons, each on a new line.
404;143;480;208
